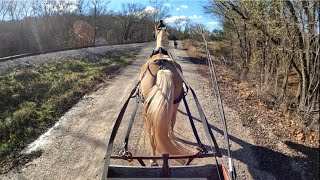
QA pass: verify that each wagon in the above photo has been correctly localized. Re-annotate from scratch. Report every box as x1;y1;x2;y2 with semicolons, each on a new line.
107;154;230;179
101;79;236;180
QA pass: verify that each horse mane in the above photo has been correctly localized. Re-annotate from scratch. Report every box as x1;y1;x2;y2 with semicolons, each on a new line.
155;28;169;49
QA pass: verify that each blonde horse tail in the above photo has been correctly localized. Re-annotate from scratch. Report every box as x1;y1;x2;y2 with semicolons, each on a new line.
144;69;187;164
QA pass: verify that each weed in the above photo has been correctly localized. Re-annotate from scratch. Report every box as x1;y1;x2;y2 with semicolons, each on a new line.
0;51;135;173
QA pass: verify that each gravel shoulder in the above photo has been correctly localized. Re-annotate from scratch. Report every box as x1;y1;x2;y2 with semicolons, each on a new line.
1;42;280;179
0;43;147;72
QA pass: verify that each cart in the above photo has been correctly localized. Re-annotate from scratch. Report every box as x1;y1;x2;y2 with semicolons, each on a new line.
101;78;236;179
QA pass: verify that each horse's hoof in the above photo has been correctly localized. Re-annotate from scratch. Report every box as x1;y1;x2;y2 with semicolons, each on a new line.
150;161;159;166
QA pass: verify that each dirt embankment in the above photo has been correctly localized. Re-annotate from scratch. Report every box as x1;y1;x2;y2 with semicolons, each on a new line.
184;40;319;180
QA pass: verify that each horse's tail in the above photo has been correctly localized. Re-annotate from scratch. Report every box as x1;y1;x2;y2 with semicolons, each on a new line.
144;69;186;163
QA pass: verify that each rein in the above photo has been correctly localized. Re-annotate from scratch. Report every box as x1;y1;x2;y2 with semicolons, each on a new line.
147;47;186;104
150;47;223;155
150;47;169;57
101;47;223;180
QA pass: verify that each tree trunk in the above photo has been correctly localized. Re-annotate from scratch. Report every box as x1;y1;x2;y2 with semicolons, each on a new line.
231;36;234;66
240;23;249;81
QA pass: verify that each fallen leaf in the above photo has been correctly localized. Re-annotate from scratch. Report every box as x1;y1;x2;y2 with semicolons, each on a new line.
309;133;317;142
296;133;304;141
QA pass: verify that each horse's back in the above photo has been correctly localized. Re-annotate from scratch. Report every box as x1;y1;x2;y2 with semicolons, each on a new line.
140;54;183;100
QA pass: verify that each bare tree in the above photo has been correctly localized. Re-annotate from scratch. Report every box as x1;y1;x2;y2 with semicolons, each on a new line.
0;0;158;58
173;17;187;32
204;0;319;119
7;0;21;21
20;1;33;19
0;0;9;21
147;0;170;23
75;0;88;14
89;0;110;45
118;3;146;43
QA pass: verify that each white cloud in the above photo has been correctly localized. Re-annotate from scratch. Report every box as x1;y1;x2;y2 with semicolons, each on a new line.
176;8;180;11
181;5;188;9
208;21;220;25
44;0;78;13
164;3;171;7
144;6;159;14
165;15;187;23
164;16;188;25
165;15;202;23
189;15;202;19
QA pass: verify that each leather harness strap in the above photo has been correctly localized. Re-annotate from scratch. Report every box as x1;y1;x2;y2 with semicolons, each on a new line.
102;48;222;179
144;52;222;156
143;57;186;104
101;81;141;180
150;47;169;57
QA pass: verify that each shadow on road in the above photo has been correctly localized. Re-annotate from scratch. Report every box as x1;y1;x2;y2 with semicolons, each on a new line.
176;56;207;65
177;109;319;180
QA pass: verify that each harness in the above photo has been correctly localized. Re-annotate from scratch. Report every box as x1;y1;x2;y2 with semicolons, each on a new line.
102;48;222;180
142;49;220;156
143;47;185;104
150;47;169;57
152;58;185;104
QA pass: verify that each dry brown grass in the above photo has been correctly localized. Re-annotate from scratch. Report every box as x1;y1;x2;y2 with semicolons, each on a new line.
184;39;319;145
183;39;231;65
0;52;136;173
182;39;206;59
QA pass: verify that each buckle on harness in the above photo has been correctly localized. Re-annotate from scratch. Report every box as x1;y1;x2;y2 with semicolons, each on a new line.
153;59;168;70
150;47;169;57
119;147;133;162
196;146;208;154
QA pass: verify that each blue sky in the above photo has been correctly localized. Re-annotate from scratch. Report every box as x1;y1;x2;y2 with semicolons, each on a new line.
108;0;222;31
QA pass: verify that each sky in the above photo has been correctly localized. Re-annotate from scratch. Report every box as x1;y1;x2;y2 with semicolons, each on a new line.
108;0;222;31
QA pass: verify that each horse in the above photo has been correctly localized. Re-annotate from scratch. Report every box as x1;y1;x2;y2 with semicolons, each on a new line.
139;26;187;166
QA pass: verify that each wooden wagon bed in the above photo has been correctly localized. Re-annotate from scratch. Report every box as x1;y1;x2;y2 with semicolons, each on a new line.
108;164;228;179
107;153;229;179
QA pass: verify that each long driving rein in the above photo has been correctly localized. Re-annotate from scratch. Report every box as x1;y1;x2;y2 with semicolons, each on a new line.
102;47;222;180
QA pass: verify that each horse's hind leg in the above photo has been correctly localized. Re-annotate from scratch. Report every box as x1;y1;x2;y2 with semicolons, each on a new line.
147;119;158;166
150;147;158;166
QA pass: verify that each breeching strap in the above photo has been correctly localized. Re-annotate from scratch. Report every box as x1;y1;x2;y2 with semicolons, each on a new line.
101;80;140;180
182;95;207;153
121;90;140;152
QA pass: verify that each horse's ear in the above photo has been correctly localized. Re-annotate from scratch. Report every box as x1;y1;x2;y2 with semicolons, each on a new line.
164;26;168;31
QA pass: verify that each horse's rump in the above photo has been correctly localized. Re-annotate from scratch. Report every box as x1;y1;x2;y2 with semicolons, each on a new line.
141;55;187;161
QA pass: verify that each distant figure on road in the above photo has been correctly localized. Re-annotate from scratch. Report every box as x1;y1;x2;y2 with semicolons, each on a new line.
174;40;178;49
157;19;166;29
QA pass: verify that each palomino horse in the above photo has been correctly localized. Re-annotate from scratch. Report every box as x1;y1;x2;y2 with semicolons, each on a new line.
139;26;187;165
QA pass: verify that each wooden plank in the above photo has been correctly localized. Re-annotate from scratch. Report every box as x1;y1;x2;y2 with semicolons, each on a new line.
108;164;222;179
111;152;216;160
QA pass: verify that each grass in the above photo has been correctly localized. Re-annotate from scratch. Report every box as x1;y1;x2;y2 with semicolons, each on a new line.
0;52;135;172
